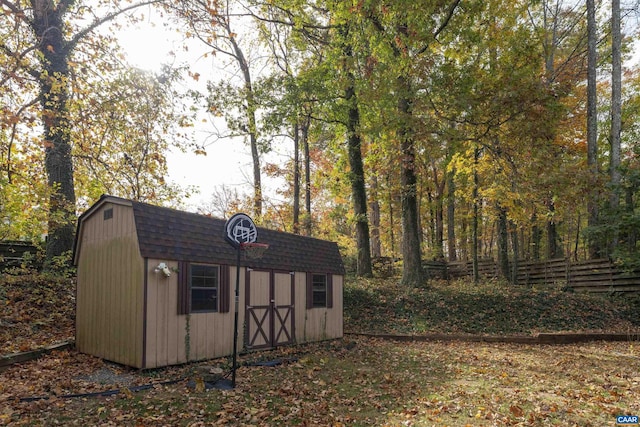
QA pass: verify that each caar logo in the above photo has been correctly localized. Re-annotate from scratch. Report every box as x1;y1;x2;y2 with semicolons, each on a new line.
617;415;639;425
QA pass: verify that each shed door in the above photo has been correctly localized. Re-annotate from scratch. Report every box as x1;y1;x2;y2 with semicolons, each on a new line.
245;270;294;349
273;272;294;346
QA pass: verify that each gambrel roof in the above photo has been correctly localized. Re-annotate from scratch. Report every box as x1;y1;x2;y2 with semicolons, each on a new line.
73;195;345;275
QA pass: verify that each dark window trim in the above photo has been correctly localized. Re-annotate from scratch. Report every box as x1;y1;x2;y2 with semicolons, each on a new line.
178;262;230;315
306;272;333;309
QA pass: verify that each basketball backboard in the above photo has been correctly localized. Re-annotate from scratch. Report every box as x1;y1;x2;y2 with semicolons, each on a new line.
224;213;258;248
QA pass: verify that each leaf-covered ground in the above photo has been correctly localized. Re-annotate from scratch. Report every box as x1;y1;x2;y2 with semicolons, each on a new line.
2;337;640;426
2;273;640;425
0;273;75;354
344;277;640;336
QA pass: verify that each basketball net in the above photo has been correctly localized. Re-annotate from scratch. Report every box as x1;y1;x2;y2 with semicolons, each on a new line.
240;242;269;259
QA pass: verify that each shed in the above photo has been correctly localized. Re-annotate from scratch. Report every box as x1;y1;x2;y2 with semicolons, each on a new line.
73;195;345;369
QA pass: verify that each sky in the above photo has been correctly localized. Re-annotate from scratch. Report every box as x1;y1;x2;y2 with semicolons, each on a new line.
117;17;286;212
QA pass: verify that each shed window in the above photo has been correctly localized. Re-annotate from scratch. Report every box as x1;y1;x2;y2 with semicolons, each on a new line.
103;208;113;220
312;274;327;307
178;262;230;315
306;272;333;309
190;264;219;312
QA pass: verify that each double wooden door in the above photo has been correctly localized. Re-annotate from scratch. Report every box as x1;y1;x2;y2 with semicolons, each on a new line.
245;270;295;349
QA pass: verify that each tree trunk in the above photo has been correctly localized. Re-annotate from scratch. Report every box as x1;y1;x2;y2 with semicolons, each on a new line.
369;174;382;258
346;96;373;277
546;199;560;259
472;147;479;283
229;36;262;219
460;216;468;262
447;169;457;261
497;204;510;280
33;0;77;263
342;25;372;277
486;222;495;259
388;175;397;258
292;122;300;234
531;211;541;261
432;165;445;260
427;191;435;252
398;75;423;287
435;193;444;260
510;221;519;284
586;0;600;258
302;115;312;236
610;0;622;216
541;0;562;262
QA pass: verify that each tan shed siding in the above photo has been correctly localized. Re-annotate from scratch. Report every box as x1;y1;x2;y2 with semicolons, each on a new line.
294;272;306;342
144;264;245;369
294;273;343;343
75;203;144;368
331;275;344;338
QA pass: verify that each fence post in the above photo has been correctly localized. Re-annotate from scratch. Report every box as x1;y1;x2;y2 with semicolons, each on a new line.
609;258;614;286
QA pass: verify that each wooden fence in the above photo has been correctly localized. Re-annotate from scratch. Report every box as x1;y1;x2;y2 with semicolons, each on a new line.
516;258;640;292
440;259;498;279
0;240;38;270
427;258;640;293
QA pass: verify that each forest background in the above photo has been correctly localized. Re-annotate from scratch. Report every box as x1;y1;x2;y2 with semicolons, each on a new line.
1;0;640;286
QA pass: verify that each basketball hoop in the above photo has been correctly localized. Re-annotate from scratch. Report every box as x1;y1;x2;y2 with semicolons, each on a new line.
222;212;269;388
240;242;269;259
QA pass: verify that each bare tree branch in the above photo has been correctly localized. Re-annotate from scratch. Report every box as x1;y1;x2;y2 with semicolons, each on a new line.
65;0;165;54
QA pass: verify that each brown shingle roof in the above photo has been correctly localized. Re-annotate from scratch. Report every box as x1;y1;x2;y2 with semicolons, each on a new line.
76;195;345;275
